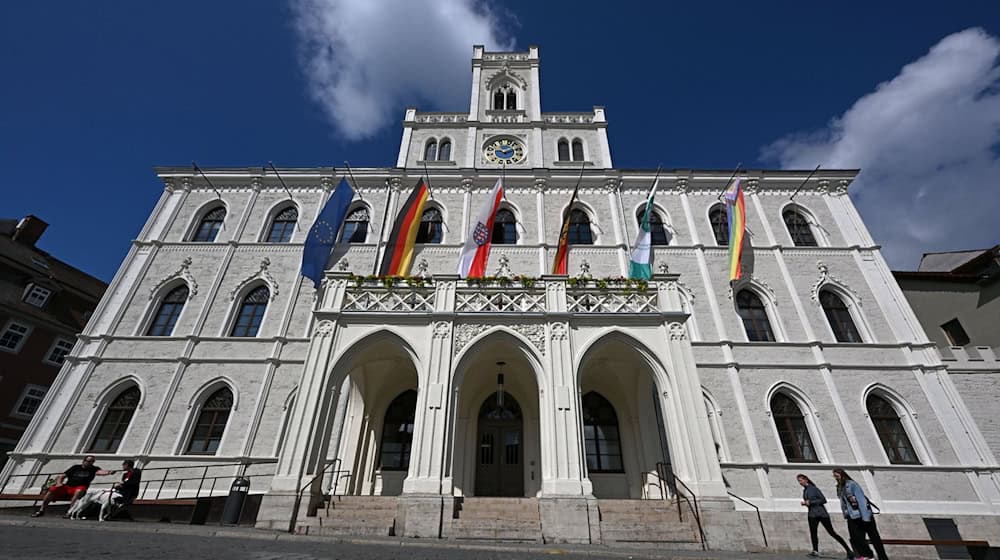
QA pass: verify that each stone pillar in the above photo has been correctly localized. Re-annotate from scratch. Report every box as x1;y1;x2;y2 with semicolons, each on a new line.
257;275;349;529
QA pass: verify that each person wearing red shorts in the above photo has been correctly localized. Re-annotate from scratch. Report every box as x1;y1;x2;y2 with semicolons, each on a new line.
31;455;115;517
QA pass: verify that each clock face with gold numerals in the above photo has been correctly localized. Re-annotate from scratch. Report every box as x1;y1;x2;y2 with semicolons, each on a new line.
484;138;526;164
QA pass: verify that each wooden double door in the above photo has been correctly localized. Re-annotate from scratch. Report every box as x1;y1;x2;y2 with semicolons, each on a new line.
474;392;524;497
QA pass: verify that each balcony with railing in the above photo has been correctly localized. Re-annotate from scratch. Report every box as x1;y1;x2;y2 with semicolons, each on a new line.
320;273;686;318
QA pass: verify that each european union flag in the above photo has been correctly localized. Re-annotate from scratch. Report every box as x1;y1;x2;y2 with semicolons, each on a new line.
301;178;355;288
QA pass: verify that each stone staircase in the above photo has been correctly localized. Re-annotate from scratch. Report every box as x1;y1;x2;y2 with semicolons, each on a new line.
450;497;543;542
597;499;701;545
294;495;397;536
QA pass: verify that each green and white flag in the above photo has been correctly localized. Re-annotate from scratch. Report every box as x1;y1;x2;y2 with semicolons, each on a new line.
628;178;659;280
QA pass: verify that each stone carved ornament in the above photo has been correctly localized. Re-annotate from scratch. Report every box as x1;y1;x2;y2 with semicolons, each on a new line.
229;257;278;301
809;261;862;305
149;257;198;300
453;323;546;357
668;322;688;340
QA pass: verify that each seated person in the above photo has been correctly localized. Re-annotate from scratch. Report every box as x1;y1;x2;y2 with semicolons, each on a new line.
32;455;115;517
113;460;142;505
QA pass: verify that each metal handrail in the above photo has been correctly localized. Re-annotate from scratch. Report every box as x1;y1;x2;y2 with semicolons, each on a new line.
1;461;276;501
727;491;767;548
288;458;342;534
655;462;706;550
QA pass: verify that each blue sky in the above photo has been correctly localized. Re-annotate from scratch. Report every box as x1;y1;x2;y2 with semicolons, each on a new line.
3;1;999;282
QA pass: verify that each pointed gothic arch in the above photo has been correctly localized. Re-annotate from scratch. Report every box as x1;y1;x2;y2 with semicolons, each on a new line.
764;382;830;463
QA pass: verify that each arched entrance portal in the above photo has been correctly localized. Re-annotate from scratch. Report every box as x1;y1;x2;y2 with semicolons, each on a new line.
475;391;523;497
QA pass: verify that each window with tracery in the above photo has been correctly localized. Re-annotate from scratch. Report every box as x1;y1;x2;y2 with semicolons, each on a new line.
771;393;818;462
572;139;584;162
89;387;140;453
493;84;517;110
637;208;670;245
192;207;226;242
867;394;919;464
341;207;369;243
230;286;269;337
492;208;517;244
416;207;444;243
784;209;818;246
736;290;775;342
820;290;862;342
266;206;297;243
438;140;451;161
709;205;729;246
567;208;594;245
424;139;437;161
147;285;188;336
186;387;233;455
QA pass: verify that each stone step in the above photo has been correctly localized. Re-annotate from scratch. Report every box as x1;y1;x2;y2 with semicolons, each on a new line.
601;527;699;543
598;499;677;513
320;509;397;521
326;496;398;511
310;524;395;537
451;526;542;542
599;511;680;522
452;519;541;531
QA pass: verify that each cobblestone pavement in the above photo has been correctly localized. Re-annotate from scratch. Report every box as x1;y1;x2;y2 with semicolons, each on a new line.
0;514;811;560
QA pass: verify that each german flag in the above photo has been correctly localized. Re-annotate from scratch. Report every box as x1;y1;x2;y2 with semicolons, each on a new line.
378;178;430;276
551;183;580;274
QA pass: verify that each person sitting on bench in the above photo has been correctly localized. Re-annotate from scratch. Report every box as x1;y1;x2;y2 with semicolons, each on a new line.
31;455;116;517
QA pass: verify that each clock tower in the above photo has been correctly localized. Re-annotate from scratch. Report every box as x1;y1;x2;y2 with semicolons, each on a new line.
395;46;613;170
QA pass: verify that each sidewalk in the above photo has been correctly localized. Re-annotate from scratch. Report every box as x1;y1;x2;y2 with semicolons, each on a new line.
0;511;809;560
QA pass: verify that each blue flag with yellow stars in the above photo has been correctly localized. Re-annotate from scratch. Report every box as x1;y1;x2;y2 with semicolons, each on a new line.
301;178;355;289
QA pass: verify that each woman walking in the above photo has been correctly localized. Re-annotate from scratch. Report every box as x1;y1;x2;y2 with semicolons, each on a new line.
798;474;853;558
834;469;888;560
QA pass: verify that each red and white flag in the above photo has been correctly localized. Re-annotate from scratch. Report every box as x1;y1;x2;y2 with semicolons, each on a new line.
457;178;504;278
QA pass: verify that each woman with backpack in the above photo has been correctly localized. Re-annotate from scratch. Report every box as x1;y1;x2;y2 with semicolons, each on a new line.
798;474;853;558
834;469;888;560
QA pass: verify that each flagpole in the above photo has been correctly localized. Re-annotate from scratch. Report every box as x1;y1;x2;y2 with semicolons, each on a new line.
372;176;394;276
266;161;295;201
552;162;587;274
788;164;821;201
192;162;223;200
714;163;743;200
422;162;434;199
342;161;365;201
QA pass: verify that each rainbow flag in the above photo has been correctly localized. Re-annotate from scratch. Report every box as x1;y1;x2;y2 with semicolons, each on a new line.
724;178;745;281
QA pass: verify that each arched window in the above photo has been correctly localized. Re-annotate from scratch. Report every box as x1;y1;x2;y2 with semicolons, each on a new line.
438;140;452;161
88;386;140;453
709;205;729;246
379;390;417;470
186;387;233;455
736;290;775;342
416;207;444;244
820;290;862;342
557;140;570;162
567;208;594;245
146;285;188;336
493;90;505;110
506;90;517;110
582;392;623;472
340;207;369;243
230;286;269;337
266;206;298;243
784;209;818;246
572;139;584;162
424;139;438;162
492;208;517;244
770;393;818;463
867;394;919;465
637;208;670;245
191;207;226;242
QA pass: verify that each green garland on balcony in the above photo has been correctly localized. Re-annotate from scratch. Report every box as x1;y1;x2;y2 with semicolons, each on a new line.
345;273;647;292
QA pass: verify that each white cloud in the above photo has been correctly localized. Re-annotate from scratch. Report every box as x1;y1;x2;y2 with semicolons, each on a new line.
291;0;515;140
762;28;1000;269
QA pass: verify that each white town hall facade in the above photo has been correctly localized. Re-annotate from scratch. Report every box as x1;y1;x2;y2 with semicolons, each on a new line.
3;46;999;549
